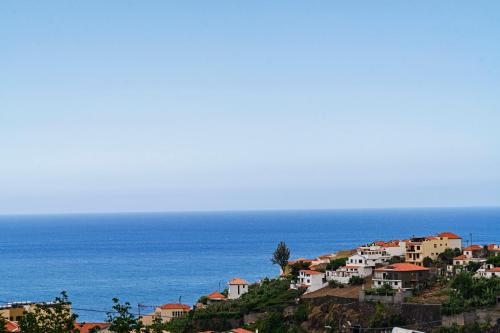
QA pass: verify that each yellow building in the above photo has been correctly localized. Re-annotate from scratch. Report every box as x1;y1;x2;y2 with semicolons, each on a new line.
0;301;72;323
141;303;190;325
405;236;450;266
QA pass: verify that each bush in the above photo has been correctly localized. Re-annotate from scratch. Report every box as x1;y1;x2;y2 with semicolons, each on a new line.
349;276;364;285
326;257;347;271
328;280;344;288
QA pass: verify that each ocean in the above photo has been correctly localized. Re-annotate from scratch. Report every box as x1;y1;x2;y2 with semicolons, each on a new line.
0;207;498;321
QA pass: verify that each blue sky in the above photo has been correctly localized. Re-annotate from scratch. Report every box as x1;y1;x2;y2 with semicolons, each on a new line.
1;1;499;214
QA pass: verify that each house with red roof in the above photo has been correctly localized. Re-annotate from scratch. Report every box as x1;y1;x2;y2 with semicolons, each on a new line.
437;232;462;249
228;278;249;300
373;263;430;290
463;245;484;258
292;269;327;292
206;291;226;304
487;244;500;256
142;303;191;324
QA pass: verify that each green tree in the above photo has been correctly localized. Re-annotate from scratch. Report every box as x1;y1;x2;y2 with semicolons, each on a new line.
148;315;166;333
438;248;462;265
19;292;79;333
271;241;291;274
0;316;9;333
107;298;143;333
423;256;434;267
326;257;347;271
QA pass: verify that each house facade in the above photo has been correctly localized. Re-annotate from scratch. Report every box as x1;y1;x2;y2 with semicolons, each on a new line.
326;264;372;284
228;278;249;300
405;236;450;266
152;303;191;323
295;269;327;292
438;232;462;249
373;263;430;290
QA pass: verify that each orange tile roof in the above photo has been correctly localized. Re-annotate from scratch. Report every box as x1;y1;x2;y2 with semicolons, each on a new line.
288;258;314;265
375;263;429;272
231;328;254;333
453;255;467;260
487;244;499;251
438;232;461;239
300;269;323;275
487;267;500;272
207;291;226;300
464;245;482;251
425;236;439;240
159;303;190;311
4;321;20;332
75;323;110;333
228;277;248;285
309;264;322;271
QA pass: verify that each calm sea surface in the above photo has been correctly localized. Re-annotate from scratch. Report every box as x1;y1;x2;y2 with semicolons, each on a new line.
0;208;498;321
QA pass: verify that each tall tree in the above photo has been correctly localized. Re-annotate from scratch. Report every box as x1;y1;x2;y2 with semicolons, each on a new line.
19;291;79;333
107;298;143;333
271;241;291;274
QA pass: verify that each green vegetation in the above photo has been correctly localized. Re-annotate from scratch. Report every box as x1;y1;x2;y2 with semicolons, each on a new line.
272;241;291;274
328;280;344;288
369;303;405;329
165;278;305;333
289;261;310;279
486;255;500;267
364;283;395;296
433;321;494;333
423;256;435;267
442;272;500;315
19;292;79;333
438;248;462;265
106;298;143;333
325;257;347;271
0;315;10;333
348;276;364;285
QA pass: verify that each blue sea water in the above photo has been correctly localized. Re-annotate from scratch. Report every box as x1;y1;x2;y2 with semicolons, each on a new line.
0;207;498;321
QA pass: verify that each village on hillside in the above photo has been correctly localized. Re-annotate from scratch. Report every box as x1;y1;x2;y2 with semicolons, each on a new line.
1;232;499;333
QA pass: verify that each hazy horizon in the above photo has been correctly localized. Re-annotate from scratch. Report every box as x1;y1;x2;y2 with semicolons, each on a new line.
2;1;500;214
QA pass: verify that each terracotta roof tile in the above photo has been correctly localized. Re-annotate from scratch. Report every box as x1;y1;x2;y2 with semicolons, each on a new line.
464;245;482;251
438;232;461;239
300;269;323;275
159;303;190;311
206;291;226;300
75;323;110;333
375;263;429;272
228;278;248;285
231;328;254;333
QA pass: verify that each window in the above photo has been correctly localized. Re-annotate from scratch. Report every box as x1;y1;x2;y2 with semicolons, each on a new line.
394;281;398;285
434;244;437;248
359;260;362;263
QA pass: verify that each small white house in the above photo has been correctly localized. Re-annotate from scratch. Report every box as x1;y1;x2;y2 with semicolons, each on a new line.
475;264;500;279
356;247;391;266
293;269;327;293
228;278;249;299
326;264;372;284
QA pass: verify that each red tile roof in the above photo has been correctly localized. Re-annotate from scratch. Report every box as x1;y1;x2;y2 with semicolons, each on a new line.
230;328;254;333
207;291;226;300
159;303;190;311
229;278;248;285
4;321;20;332
75;323;110;333
288;258;314;265
487;267;500;273
464;245;482;251
453;255;467;260
375;263;429;272
300;269;323;275
487;244;499;251
438;232;461;239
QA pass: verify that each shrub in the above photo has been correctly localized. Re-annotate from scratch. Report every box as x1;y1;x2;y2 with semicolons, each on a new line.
349;276;364;285
328;280;344;288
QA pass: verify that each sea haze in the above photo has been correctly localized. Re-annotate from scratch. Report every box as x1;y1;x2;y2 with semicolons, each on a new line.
0;207;498;321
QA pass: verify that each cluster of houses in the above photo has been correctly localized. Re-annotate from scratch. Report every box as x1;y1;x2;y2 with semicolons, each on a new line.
2;232;498;333
0;277;253;333
288;232;499;294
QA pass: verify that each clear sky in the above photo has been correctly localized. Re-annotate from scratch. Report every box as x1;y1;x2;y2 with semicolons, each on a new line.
1;1;499;214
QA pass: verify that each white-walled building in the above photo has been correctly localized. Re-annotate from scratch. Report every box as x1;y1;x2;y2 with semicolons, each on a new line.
350;249;390;267
293;269;327;293
228;278;249;300
326;264;372;284
475;264;500;279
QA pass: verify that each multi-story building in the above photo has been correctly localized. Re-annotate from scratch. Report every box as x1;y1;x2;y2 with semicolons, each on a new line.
372;263;430;290
405;236;450;266
0;301;72;323
295;269;327;292
438;232;462;249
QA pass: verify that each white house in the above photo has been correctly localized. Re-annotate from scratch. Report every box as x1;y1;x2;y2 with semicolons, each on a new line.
228;278;249;300
293;269;327;293
475;264;500;279
380;241;406;258
326;264;372;284
349;250;389;267
487;244;500;256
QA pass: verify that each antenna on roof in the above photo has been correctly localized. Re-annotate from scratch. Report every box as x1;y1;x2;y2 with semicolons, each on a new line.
470;233;473;246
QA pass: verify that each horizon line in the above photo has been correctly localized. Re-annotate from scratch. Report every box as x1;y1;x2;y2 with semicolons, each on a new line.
1;204;499;217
